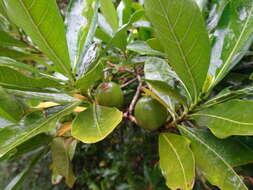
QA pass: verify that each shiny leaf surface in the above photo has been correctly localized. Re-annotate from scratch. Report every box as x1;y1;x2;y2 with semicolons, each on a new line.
159;133;195;190
208;0;253;89
0;66;62;91
4;0;73;79
75;61;103;90
72;104;122;143
100;0;118;31
0;102;80;158
145;0;211;103
65;0;86;64
192;99;253;138
179;126;248;190
144;57;188;107
0;30;27;47
127;41;166;57
0;87;26;122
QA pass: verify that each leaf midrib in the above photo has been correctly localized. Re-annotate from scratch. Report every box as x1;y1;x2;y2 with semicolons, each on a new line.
157;0;197;102
180;127;247;189
162;134;188;189
18;0;72;79
92;104;103;138
192;113;253;126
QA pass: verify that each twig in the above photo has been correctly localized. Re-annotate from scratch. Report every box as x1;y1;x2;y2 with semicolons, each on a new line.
120;78;137;88
128;75;142;116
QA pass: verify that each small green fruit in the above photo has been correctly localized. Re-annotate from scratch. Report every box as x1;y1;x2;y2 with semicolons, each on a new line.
134;97;168;131
96;82;123;108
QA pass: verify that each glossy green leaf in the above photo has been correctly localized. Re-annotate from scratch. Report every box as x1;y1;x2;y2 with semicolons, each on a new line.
0;30;27;47
0;47;31;60
0;87;26;122
117;0;132;26
0;57;40;74
0;101;80;158
0;0;7;18
146;38;164;52
77;43;101;78
4;147;46;190
127;41;166;57
0;134;52;161
208;0;253;90
75;0;99;72
100;0;118;31
179;127;248;190
192;99;253;138
51;137;76;188
0;66;62;91
105;10;144;52
72;104;122;143
194;0;207;11
159;133;195;190
207;0;228;31
75;61;103;90
65;0;87;64
6;89;78;104
145;0;211;103
4;0;73;80
144;57;188;107
202;86;253;109
97;13;114;39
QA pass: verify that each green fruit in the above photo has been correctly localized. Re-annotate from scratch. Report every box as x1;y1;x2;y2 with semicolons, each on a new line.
96;82;124;108
134;97;168;131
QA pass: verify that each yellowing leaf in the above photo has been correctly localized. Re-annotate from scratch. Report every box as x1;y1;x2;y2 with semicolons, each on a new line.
33;102;59;109
57;122;72;136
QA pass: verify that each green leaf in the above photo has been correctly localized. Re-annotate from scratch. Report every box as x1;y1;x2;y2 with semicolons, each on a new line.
0;66;62;91
75;0;99;72
77;42;101;78
202;86;253;109
179;127;248;190
100;0;118;31
126;41;166;57
0;30;27;47
104;10;144;52
4;147;46;190
72;104;122;143
0;47;32;60
0;101;80;158
0;0;8;18
4;0;73;80
65;0;87;64
0;87;26;122
75;61;103;90
146;80;187;107
194;0;207;11
146;38;164;52
208;0;253;90
0;134;52;161
144;57;188;107
51;137;76;188
192;99;253;138
117;0;132;26
6;89;78;104
207;0;228;31
159;133;195;190
145;0;211;103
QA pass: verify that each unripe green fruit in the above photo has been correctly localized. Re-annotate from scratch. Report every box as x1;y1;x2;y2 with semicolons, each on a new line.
134;97;168;131
96;82;124;108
